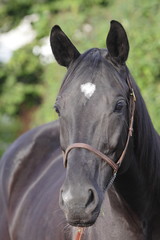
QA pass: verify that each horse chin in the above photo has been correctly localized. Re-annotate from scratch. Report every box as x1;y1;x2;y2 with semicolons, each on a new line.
68;220;95;227
66;210;99;228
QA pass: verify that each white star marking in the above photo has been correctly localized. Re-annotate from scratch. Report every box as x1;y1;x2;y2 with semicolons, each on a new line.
80;82;96;99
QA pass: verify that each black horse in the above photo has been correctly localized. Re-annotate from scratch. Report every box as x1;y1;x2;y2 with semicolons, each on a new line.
0;20;160;240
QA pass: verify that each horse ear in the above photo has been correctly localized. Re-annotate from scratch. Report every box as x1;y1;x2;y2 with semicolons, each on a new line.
50;25;80;67
106;20;129;64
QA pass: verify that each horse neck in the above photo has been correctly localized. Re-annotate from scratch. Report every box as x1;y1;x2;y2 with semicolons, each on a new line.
115;76;160;221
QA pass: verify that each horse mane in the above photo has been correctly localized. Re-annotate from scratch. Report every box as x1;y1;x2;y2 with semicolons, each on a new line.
128;71;160;197
59;48;128;96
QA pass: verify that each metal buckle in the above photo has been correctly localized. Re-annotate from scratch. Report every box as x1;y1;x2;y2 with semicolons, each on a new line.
130;88;136;102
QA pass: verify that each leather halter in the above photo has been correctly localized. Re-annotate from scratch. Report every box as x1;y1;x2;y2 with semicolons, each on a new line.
63;74;136;176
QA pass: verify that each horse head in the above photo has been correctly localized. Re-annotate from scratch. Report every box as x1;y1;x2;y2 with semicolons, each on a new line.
50;21;135;227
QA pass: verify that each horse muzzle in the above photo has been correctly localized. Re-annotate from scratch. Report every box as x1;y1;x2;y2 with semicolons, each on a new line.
59;184;101;227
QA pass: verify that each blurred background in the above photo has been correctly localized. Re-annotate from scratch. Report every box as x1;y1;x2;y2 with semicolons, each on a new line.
0;0;160;157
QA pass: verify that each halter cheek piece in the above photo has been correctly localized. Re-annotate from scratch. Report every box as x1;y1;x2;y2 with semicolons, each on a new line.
62;75;136;178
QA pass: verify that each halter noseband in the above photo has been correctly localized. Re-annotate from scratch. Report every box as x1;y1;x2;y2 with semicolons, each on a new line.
62;75;136;176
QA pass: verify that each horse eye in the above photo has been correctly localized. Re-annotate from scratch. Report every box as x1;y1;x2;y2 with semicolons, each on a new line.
114;100;125;112
54;105;60;116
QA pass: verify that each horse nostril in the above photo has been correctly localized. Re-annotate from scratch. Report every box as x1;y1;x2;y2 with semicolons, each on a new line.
59;186;99;216
86;189;94;207
59;189;65;210
85;188;98;214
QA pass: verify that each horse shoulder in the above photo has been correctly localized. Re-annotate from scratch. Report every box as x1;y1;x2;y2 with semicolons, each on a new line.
0;120;67;240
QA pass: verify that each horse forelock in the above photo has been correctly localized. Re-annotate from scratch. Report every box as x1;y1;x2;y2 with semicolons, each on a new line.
58;48;129;98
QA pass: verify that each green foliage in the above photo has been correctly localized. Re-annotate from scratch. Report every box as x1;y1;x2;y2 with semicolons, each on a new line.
0;115;21;157
32;63;66;126
0;44;44;116
0;0;111;32
0;0;160;157
0;0;32;31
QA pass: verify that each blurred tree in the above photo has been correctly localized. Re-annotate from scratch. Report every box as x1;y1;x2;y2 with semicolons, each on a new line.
0;0;160;157
0;44;44;116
